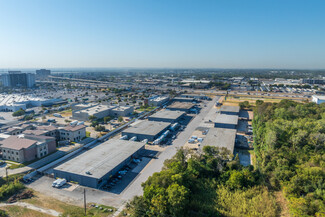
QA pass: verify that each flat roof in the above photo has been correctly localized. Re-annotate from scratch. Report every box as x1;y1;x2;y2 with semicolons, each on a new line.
149;110;185;120
123;121;170;136
172;97;194;101
220;105;240;113
215;114;238;125
76;105;116;116
111;106;133;111
167;102;194;109
54;139;145;179
202;128;237;153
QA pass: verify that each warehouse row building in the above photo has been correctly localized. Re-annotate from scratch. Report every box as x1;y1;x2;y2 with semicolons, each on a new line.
166;102;195;112
207;106;239;152
53;108;188;188
122;120;171;141
53;139;145;188
186;105;240;154
148;110;185;123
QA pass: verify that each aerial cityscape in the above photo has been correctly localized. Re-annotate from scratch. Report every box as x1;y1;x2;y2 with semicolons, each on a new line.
0;1;325;217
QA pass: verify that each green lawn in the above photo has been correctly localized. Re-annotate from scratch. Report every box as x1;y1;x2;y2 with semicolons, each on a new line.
137;106;156;112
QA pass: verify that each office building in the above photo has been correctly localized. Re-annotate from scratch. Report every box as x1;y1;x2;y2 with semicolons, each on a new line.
36;69;51;78
0;135;56;163
2;71;35;88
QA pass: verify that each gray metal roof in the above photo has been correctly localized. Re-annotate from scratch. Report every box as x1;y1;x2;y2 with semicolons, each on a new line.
201;128;237;153
215;114;238;125
149;110;185;120
220;105;240;113
123;121;171;136
167;102;194;109
53;139;145;179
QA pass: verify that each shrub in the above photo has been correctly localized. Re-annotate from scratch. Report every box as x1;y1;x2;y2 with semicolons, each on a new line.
12;109;25;117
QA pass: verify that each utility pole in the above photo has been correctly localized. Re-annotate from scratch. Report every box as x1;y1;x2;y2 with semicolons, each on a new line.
83;188;86;215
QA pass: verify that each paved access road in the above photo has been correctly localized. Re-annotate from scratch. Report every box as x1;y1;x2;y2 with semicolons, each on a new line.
119;96;220;202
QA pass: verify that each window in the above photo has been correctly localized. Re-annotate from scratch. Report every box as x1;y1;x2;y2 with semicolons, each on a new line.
3;150;5;153
16;152;18;155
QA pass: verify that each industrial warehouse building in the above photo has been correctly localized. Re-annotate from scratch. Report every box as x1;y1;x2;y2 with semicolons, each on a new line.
214;114;238;129
53;139;145;188
148;96;169;106
110;106;134;117
172;97;196;103
179;94;207;100
148;110;185;123
0;94;63;112
72;105;117;121
201;128;237;153
72;104;134;121
122;120;171;141
219;105;240;115
166;102;195;112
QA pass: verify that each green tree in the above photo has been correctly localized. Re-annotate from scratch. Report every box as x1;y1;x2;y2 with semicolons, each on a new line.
239;101;250;109
94;125;105;132
104;116;112;123
118;116;123;122
12;109;25;117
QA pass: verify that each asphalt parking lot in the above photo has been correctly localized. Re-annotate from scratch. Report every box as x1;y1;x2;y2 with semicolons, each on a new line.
27;156;156;208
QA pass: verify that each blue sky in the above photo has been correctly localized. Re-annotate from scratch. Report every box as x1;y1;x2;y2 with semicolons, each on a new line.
0;0;324;69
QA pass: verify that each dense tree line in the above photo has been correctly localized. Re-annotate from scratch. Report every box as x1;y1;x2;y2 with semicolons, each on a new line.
127;99;324;216
253;100;325;216
127;147;277;217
